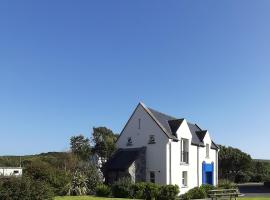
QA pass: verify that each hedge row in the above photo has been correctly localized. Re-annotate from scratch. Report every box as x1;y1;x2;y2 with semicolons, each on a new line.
96;178;237;200
96;178;179;200
0;176;54;200
180;180;237;200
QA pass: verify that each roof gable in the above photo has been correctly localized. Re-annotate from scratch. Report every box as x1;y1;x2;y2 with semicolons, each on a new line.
117;102;217;149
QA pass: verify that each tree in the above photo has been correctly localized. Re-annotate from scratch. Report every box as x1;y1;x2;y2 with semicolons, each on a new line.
70;135;92;161
218;145;252;182
91;127;118;165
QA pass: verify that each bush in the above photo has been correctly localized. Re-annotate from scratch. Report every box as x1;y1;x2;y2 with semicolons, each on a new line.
235;172;251;183
95;184;111;197
181;187;206;200
157;185;179;200
24;159;70;196
199;184;216;196
67;171;88;196
111;177;133;198
218;179;237;189
250;174;263;182
0;176;53;200
131;182;147;199
144;182;160;200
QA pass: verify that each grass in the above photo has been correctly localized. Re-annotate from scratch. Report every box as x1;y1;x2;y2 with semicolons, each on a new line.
55;197;270;200
55;196;133;200
240;198;270;200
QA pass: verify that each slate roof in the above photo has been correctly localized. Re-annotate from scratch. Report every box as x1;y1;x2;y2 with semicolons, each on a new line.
142;103;217;148
211;141;219;150
105;147;144;170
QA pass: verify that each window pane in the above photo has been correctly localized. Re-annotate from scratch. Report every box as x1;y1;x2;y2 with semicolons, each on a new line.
150;171;155;183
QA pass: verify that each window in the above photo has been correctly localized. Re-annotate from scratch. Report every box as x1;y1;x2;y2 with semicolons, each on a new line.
180;138;189;164
127;137;133;146
148;135;156;144
138;118;141;129
206;143;210;158
150;171;155;183
13;170;19;174
182;171;188;187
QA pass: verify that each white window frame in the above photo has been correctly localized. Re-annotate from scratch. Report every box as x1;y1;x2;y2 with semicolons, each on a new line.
180;138;189;164
206;143;210;158
182;171;188;187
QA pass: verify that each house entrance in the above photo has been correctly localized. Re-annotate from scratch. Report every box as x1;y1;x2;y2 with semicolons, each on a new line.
202;162;214;185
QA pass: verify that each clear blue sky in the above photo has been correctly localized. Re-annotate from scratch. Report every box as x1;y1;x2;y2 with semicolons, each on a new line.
0;1;269;159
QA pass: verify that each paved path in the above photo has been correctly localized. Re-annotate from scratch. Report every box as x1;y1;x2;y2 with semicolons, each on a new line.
238;183;270;197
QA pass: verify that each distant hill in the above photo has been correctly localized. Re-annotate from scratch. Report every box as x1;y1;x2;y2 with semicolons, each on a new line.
253;159;270;163
0;151;70;168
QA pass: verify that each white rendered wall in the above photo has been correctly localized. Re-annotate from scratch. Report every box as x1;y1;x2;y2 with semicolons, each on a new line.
169;120;199;194
0;168;22;177
198;131;218;186
117;104;169;185
116;104;218;195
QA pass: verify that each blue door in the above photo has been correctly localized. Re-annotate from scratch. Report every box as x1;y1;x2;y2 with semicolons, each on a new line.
202;162;214;185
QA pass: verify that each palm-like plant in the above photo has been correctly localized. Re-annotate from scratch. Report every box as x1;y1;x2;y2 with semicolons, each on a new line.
67;170;88;196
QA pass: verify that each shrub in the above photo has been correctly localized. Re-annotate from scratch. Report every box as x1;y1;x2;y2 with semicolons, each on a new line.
157;184;179;200
24;159;70;196
131;182;147;199
111;177;133;198
218;179;237;189
250;174;263;182
181;187;206;200
67;171;88;196
95;184;111;197
144;182;160;200
78;163;102;194
199;184;216;196
30;180;54;200
0;176;53;200
235;172;251;183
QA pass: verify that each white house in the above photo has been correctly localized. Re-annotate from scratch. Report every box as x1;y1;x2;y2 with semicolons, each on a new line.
105;102;219;194
0;167;23;177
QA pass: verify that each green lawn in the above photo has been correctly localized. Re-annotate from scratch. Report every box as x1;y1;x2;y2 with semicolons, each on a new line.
55;197;270;200
240;198;270;200
55;196;133;200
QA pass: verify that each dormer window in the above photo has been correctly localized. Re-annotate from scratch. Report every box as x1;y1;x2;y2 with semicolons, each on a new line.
148;135;156;144
127;137;133;146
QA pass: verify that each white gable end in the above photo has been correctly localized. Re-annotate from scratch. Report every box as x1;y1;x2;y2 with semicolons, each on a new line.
116;103;169;184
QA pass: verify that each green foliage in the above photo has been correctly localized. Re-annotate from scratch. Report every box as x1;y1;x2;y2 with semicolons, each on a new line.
131;182;147;199
111;177;133;198
235;171;251;183
95;184;111;197
70;135;92;161
157;184;179;200
144;182;160;200
219;145;252;182
24;159;70;196
0;176;53;200
91;127;118;164
67;171;88;196
76;163;102;194
218;179;237;189
181;187;207;200
199;184;216;196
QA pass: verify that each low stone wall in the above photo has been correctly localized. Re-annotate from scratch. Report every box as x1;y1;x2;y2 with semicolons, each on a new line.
264;182;270;188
